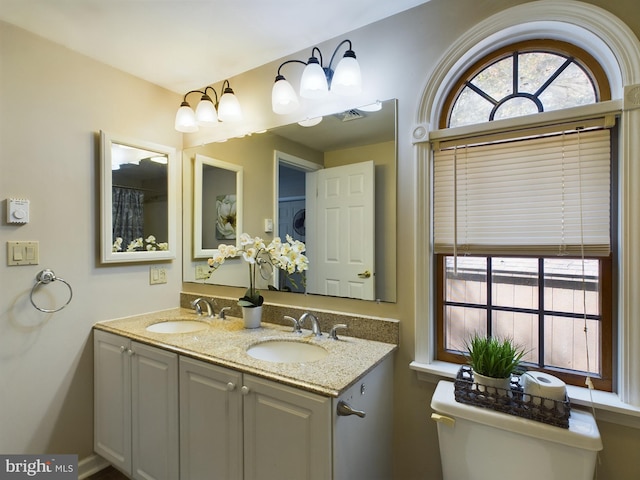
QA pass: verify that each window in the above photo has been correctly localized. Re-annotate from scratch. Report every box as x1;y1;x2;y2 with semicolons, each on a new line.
440;40;610;129
433;41;614;390
437;255;613;390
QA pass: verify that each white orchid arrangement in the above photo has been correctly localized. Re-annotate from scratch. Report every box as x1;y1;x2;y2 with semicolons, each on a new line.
207;233;309;307
112;235;168;252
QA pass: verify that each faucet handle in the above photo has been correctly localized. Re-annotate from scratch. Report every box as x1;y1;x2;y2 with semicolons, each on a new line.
191;298;203;316
284;315;302;334
218;306;231;320
329;324;348;340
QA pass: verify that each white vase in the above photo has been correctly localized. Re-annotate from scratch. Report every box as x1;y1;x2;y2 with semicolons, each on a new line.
242;305;263;329
472;370;512;396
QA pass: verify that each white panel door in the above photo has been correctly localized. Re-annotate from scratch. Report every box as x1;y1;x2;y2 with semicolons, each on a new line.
307;160;375;300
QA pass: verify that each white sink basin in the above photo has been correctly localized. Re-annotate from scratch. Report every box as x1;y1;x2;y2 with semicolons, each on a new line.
246;340;328;363
146;320;209;334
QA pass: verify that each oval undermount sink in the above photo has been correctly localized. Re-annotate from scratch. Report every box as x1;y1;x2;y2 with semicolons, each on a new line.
146;320;209;334
246;340;328;363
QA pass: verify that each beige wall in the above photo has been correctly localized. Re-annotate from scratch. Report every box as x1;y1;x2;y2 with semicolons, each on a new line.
2;0;640;478
0;21;182;457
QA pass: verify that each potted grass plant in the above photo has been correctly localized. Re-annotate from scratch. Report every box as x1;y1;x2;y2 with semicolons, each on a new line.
464;334;526;394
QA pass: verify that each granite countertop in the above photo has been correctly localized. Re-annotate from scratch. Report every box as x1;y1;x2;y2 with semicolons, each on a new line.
94;308;397;397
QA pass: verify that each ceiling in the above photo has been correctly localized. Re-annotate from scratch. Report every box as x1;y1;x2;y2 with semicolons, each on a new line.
0;0;430;94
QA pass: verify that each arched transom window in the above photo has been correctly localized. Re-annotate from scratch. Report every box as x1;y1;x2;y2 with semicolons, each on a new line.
441;40;610;128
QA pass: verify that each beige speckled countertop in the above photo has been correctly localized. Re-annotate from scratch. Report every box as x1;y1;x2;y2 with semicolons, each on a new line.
94;308;397;397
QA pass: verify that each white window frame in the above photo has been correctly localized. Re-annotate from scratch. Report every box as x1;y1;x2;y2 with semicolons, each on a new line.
411;0;640;427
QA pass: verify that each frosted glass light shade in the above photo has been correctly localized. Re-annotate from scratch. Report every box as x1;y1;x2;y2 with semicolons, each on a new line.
300;58;329;99
272;77;300;114
195;97;218;126
175;103;198;132
218;91;242;122
331;54;362;96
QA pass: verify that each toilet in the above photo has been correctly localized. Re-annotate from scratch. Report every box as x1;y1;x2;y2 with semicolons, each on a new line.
430;380;602;480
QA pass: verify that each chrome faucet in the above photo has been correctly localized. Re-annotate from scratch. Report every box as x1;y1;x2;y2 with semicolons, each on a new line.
299;312;322;337
284;315;303;334
191;297;214;318
218;306;231;320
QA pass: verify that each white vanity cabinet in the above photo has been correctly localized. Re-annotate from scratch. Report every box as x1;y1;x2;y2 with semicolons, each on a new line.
94;330;179;480
179;355;393;480
179;356;331;480
95;326;394;480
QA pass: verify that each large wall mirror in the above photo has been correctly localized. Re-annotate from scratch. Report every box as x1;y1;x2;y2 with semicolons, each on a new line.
193;154;243;258
183;99;397;302
100;131;177;263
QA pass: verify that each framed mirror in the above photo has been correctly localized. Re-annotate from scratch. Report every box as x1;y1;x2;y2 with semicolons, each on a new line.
100;131;177;263
193;154;243;258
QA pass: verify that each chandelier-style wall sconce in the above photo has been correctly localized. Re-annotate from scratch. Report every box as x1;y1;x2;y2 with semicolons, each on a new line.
174;80;242;132
271;39;362;115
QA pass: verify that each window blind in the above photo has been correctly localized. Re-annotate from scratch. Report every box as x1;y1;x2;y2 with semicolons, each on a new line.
433;128;611;256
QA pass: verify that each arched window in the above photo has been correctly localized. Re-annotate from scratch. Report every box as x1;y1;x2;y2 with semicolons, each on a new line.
432;40;614;390
441;40;610;128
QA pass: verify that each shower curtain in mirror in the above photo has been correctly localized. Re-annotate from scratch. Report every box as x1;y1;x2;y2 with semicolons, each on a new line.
112;187;144;249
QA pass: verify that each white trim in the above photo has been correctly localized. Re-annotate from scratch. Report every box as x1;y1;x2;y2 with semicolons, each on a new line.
414;0;640;409
78;454;110;479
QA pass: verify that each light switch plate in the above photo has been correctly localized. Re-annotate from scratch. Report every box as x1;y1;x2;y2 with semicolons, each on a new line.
149;266;167;285
7;241;39;266
195;265;209;280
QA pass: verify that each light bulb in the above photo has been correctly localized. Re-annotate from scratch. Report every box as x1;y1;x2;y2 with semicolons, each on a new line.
300;57;329;99
331;50;362;96
272;76;300;114
174;102;198;132
195;95;218;126
218;88;242;122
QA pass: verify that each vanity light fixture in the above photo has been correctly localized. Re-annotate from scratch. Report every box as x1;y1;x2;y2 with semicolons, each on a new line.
271;39;362;114
175;80;243;132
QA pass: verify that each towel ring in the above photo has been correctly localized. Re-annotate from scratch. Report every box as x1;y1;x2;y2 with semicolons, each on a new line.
30;269;73;313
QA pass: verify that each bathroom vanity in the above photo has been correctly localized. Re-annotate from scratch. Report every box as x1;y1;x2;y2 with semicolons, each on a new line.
93;309;396;480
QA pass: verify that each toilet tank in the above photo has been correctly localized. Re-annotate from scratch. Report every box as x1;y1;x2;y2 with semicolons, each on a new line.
430;380;602;480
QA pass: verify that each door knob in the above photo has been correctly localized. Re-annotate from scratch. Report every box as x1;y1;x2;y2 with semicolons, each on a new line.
357;270;372;279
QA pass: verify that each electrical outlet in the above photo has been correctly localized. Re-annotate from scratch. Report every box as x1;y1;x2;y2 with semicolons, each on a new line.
150;266;167;285
195;265;209;280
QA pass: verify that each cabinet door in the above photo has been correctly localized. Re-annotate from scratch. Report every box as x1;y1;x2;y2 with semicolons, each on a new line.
179;357;243;480
130;341;179;480
94;330;132;475
242;375;332;480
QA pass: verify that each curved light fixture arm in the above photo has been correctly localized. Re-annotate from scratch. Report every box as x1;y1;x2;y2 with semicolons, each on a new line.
276;59;308;77
203;86;219;105
326;39;353;72
311;46;324;66
181;89;204;104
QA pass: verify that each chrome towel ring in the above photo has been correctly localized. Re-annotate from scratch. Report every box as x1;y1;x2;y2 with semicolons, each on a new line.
30;268;73;313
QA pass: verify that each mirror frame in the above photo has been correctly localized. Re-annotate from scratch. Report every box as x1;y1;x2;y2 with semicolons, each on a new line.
100;130;177;263
193;153;244;258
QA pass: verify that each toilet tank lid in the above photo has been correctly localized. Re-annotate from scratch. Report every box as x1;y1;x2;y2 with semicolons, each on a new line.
430;380;603;452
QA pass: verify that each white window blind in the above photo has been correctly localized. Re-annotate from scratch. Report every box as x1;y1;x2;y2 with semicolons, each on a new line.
433;128;611;256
